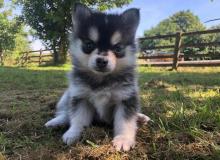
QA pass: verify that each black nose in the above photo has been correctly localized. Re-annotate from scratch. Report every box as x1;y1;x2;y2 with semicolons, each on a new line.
96;58;108;68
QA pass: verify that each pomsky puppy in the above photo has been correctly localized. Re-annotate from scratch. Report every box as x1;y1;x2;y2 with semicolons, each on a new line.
45;3;150;151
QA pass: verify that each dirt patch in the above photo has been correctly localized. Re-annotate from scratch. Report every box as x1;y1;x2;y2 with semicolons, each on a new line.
175;132;195;144
145;79;171;89
47;101;57;110
200;122;216;132
173;143;214;158
0;112;12;120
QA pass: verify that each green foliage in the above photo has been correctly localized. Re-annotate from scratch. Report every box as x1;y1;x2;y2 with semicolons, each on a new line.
0;7;17;52
16;0;132;64
0;0;3;8
206;24;220;55
3;27;30;66
141;10;207;57
144;10;205;36
0;1;28;57
12;26;30;56
0;1;30;65
6;25;31;64
208;24;220;43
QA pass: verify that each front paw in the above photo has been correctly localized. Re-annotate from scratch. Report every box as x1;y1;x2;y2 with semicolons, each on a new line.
45;116;67;128
62;129;80;145
137;113;151;125
45;119;57;128
112;135;135;151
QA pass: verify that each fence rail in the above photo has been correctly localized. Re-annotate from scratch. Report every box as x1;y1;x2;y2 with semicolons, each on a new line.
18;49;53;66
1;29;220;68
138;29;220;69
140;60;220;67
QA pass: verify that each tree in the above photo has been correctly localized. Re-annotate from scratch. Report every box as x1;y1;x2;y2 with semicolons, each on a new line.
11;25;30;58
0;1;30;65
0;2;18;57
209;24;220;40
144;10;205;36
0;0;3;7
3;25;31;66
0;1;27;65
16;0;132;64
142;10;207;58
206;24;220;57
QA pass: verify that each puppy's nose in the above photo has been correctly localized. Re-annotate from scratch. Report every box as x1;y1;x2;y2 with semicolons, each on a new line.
96;58;108;68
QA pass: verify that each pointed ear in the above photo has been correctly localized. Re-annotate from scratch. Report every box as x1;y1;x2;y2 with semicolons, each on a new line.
121;8;140;34
72;3;92;31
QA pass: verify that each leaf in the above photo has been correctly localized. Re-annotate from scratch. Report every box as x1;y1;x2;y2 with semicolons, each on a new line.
86;140;99;148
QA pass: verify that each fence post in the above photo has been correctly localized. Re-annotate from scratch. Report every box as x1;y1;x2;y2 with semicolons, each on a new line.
25;52;29;65
21;53;25;67
39;49;42;65
0;51;3;66
172;32;182;70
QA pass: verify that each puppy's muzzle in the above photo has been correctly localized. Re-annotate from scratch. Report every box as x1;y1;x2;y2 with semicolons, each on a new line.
96;57;108;72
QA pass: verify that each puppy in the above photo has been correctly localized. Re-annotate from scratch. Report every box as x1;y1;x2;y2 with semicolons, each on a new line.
45;3;150;151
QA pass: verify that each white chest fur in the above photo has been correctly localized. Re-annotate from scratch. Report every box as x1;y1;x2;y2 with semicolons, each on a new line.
69;83;135;121
89;89;112;119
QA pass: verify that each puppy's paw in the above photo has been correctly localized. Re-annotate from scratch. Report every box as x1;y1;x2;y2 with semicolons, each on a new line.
62;130;80;145
112;135;135;151
45;116;67;128
137;113;151;125
45;119;58;128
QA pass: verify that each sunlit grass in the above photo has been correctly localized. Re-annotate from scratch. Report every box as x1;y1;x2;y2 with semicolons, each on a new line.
26;63;72;71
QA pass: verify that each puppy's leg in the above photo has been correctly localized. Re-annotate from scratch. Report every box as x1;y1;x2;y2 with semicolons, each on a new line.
137;113;151;125
62;99;94;145
45;90;69;127
113;104;137;151
45;114;68;127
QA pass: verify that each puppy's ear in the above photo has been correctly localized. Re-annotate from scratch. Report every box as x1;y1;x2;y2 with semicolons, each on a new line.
121;8;140;34
72;3;92;32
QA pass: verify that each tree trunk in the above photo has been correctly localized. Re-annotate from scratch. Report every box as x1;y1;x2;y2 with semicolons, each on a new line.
58;36;67;64
52;44;59;64
52;36;67;64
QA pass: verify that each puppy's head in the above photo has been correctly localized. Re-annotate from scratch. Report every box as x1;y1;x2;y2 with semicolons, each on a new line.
70;3;140;75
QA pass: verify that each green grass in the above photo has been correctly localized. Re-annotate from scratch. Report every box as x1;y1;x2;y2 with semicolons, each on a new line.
0;65;220;160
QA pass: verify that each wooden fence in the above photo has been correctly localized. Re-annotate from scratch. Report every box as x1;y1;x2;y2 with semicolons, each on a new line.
19;49;53;66
138;29;220;69
1;29;220;68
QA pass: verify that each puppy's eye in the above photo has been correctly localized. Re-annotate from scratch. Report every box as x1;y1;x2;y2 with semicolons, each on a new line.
114;44;122;53
82;40;96;54
113;43;125;57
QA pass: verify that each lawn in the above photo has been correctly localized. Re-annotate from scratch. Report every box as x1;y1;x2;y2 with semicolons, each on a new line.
0;65;220;160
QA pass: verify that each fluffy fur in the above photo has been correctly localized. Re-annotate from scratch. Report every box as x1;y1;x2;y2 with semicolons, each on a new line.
45;3;150;151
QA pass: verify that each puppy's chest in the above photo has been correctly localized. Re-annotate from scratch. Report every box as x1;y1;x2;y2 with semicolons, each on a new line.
89;90;111;106
71;83;134;121
88;89;115;121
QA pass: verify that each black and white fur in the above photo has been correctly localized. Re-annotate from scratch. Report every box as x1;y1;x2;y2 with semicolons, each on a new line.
45;3;150;151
